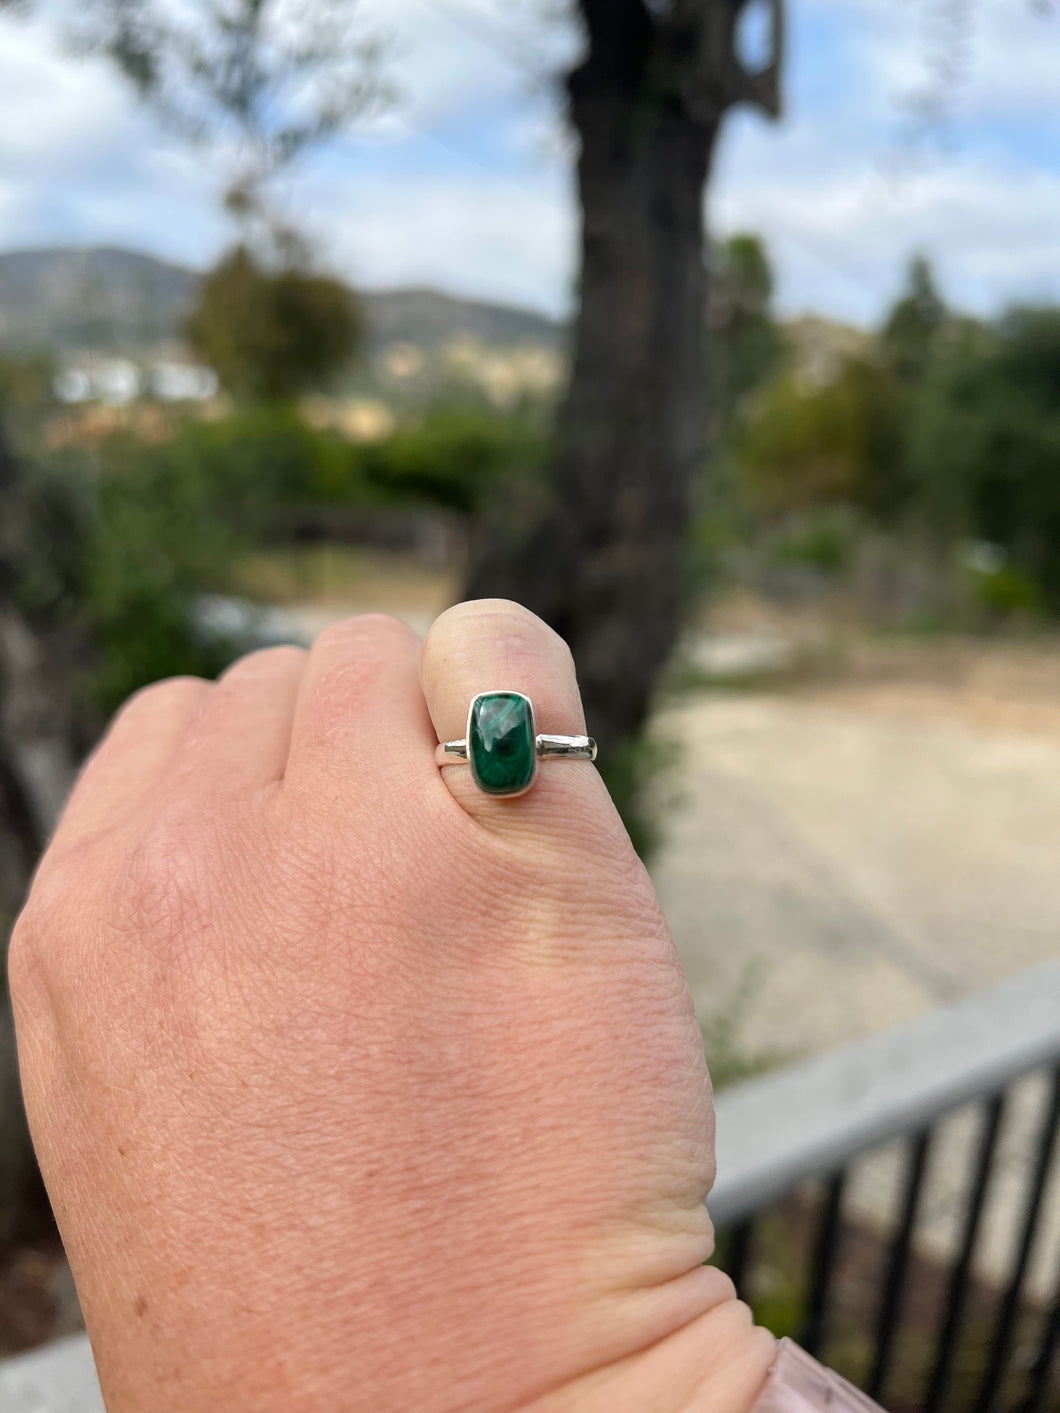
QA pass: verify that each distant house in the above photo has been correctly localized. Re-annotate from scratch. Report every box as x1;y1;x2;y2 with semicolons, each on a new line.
54;355;218;406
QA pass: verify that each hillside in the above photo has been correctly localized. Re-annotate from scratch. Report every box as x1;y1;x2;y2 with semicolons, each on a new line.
359;287;562;355
0;246;565;357
0;247;196;353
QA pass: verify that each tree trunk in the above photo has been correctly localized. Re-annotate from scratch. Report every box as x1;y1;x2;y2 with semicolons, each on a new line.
470;81;719;750
465;0;783;764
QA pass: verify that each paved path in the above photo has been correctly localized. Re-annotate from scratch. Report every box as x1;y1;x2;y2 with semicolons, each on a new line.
652;692;1060;1058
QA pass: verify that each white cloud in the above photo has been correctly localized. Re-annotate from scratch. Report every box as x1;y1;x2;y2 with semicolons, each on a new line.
294;161;577;315
0;0;1056;327
0;12;227;260
848;0;1060;126
353;0;577;140
0;17;127;161
711;0;1060;323
716;147;1060;323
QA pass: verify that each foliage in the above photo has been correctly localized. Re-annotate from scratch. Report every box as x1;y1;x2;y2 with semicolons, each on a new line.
74;400;544;705
0;356;54;416
66;0;388;236
360;407;548;517
970;562;1042;619
709;233;786;436
718;244;1060;624
32;407;338;709
733;356;905;520
771;505;863;575
908;307;1060;609
186;245;361;402
880;254;947;384
176;405;359;509
83;434;247;706
700;964;794;1092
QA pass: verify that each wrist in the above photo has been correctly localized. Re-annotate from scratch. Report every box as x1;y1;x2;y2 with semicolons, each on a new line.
524;1294;775;1413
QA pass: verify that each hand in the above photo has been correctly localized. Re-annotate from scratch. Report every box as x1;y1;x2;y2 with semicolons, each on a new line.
10;601;773;1412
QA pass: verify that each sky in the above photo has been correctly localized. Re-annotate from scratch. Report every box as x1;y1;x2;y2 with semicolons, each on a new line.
0;0;1058;327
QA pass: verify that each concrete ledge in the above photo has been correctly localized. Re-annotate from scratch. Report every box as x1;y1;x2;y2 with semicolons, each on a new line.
711;960;1060;1227
0;1334;102;1412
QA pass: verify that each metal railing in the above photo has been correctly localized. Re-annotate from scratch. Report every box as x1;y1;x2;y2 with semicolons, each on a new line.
2;964;1058;1413
710;961;1060;1413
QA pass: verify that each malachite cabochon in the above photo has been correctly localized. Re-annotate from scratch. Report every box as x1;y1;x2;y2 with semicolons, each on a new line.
468;693;537;796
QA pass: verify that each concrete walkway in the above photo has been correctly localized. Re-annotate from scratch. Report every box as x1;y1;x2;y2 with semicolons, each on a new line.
653;692;1060;1058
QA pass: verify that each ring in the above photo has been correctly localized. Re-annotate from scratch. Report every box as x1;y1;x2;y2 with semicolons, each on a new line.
435;691;598;798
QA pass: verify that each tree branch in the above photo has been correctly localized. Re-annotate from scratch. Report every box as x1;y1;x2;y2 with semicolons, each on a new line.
727;0;782;116
675;0;784;123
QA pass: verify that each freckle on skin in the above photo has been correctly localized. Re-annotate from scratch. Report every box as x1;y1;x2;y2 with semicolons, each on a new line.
134;1295;148;1318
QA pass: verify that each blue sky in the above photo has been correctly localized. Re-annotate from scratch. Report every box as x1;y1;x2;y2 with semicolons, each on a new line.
1;0;1058;326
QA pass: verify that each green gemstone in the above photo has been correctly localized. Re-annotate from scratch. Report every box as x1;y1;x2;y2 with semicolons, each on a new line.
469;693;536;796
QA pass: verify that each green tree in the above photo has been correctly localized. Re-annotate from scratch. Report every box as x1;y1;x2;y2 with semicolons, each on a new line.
909;307;1060;607
187;246;360;402
363;408;548;517
880;254;946;385
709;233;785;439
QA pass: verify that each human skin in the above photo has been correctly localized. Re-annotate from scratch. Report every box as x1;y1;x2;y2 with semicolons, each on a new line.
10;599;775;1413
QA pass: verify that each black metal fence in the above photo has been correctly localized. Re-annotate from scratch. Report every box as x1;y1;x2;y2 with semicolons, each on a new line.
719;1067;1059;1412
709;967;1060;1413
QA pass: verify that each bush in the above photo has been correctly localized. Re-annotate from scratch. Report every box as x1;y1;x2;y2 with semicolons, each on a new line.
733;359;905;521
85;434;248;706
78;402;543;705
772;508;863;575
360;406;548;516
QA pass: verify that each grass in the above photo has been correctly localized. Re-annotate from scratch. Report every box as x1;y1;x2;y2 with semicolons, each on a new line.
700;963;796;1093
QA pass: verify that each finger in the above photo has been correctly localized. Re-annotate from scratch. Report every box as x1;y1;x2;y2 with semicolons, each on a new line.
420;599;608;829
171;646;307;796
48;676;212;860
284;614;436;807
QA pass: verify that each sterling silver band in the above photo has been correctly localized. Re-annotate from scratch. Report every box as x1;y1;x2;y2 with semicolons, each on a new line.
435;735;598;767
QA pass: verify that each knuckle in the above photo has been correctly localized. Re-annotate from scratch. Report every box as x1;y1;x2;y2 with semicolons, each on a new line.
7;900;46;1000
315;612;414;661
304;616;416;725
7;844;95;997
119;817;207;956
430;600;577;684
116;675;210;724
219;644;306;685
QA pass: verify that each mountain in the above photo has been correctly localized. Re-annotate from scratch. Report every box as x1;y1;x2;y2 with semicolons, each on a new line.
358;287;563;355
0;247;565;357
0;248;197;354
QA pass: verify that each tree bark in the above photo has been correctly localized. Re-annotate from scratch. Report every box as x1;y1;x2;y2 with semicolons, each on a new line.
465;0;783;758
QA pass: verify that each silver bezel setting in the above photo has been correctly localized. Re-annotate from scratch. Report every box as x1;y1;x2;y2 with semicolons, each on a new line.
466;690;538;799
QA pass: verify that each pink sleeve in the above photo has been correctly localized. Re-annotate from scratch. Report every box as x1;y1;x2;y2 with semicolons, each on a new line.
751;1339;887;1412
